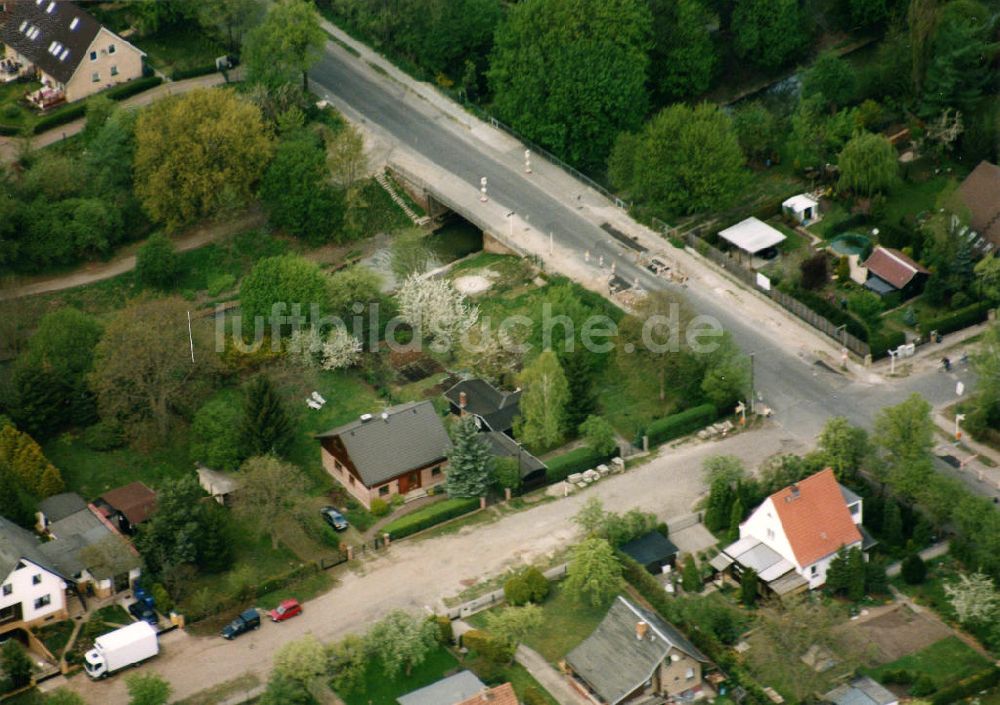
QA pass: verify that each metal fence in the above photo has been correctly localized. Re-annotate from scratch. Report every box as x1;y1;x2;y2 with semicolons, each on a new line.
684;232;871;358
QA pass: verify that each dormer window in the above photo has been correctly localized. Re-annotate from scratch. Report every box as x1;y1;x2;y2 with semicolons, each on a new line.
69;17;79;30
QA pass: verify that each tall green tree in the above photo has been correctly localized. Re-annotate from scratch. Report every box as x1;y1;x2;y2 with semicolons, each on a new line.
881;499;904;547
732;0;807;70
874;393;935;497
239;254;329;327
705;478;734;533
816;417;869;480
609;102;745;215
908;0;939;95
732;101;780;164
135;233;179;290
236;456;308;549
648;0;717;102
488;0;652;171
240;376;293;458
681;554;701;593
561;349;598;431
366;610;438;678
801;52;858;111
243;0;326;91
515;351;570;451
1;640;32;688
837;132;898;197
920;9;996;117
445;415;496;498
565;538;622;606
579;415;617;456
261;130;345;244
740;567;759;607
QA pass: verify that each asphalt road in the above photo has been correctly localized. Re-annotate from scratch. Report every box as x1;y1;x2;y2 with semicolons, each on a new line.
307;41;992;499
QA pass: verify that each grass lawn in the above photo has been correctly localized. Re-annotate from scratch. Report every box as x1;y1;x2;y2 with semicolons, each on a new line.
882;169;960;226
43;430;192;499
0;80;40;131
339;647;461;705
771;220;809;252
468;584;607;664
131;27;226;75
864;636;992;688
35;620;75;658
808;201;851;240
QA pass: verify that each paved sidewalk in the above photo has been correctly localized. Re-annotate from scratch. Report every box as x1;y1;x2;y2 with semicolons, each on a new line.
885;541;951;577
0;70;237;163
515;645;592;705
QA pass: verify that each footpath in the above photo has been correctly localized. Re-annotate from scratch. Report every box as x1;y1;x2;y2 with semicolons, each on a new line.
0;70;237;163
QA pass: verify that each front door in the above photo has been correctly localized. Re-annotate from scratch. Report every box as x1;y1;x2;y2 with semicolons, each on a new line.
398;472;421;494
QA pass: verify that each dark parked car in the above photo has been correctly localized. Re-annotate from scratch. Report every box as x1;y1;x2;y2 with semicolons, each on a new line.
321;506;349;531
221;609;260;640
128;600;158;625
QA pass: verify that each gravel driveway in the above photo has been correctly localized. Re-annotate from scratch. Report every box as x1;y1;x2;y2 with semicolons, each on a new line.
65;425;804;704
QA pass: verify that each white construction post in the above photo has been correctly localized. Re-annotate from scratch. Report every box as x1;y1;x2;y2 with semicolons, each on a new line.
524;149;532;174
480;176;488;202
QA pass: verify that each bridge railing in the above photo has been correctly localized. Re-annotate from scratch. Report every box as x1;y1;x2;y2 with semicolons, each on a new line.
388;160;533;261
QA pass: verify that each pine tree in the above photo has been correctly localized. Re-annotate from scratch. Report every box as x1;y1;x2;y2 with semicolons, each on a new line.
881;499;903;548
239;375;292;459
826;547;850;596
561;350;597;432
740;568;759;607
704;477;733;533
727;496;745;542
0;470;35;527
847;548;866;601
445;416;496;498
681;555;701;593
920;16;994;118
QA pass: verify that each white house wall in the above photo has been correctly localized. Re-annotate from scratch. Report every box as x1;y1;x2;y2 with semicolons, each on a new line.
739;498;799;568
0;559;66;623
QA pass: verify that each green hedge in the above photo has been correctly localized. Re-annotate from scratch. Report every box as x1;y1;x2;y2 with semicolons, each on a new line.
645;404;717;447
930;666;1000;705
383;497;480;539
544;447;616;484
171;65;219;81
920;301;992;337
869;329;906;359
785;286;869;341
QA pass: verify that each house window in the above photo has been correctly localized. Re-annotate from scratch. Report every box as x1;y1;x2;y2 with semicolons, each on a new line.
89;50;97;61
110;65;118;77
850;503;860;515
91;72;99;82
108;44;116;55
810;565;818;577
1;584;11;596
34;595;50;609
32;574;41;585
379;486;389;496
685;668;694;680
431;467;441;477
766;528;774;540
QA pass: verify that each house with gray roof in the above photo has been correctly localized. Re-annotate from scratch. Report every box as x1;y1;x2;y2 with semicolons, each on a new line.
0;515;70;633
397;671;486;705
444;379;522;435
823;677;898;705
317;401;452;509
566;596;710;705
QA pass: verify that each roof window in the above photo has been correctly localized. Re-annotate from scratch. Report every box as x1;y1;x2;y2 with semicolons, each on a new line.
59;49;69;61
18;20;27;32
46;1;55;13
28;27;40;40
69;17;79;30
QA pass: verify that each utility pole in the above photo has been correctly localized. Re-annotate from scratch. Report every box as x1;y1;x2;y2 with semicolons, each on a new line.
187;310;195;363
749;352;755;414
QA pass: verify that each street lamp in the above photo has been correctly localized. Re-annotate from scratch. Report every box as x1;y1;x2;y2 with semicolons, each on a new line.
955;413;966;442
505;210;515;240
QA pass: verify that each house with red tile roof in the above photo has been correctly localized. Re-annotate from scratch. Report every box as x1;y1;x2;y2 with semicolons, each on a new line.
862;246;929;298
710;469;877;596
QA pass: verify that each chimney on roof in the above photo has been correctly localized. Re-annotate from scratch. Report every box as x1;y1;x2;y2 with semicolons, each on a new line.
636;620;648;640
459;391;467;410
787;484;800;501
479;688;494;702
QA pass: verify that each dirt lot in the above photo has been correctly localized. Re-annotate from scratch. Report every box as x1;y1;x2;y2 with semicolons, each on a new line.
838;604;951;665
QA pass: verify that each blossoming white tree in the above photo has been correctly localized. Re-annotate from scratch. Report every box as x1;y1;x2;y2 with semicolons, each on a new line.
287;326;362;371
396;274;479;353
944;572;999;625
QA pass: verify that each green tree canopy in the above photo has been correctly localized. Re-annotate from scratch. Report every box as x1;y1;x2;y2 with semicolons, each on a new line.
802;52;858;111
240;376;294;459
125;672;171;705
243;0;326;91
445;415;496;498
565;537;622;606
134;89;273;231
816;417;869;480
732;101;780;164
837;132;898;197
240;254;329;326
515;351;570;451
579;415;617;456
920;6;996;117
609;102;745;215
365;610;438;678
648;0;717;103
190;395;244;471
261;130;345;244
488;0;652;171
135;233;179;290
732;0;807;71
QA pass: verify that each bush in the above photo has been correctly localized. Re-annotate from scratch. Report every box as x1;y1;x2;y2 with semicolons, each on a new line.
545;446;616;484
81;421;126;451
461;629;511;664
645;404;717;447
879;668;914;685
503;567;550;606
869;329;906;359
206;273;237;297
784;286;869;341
910;675;936;697
522;686;548;705
800;253;829;290
102;76;163;101
382;497;479;539
135;233;179;289
901;553;927;585
828;213;870;236
151;584;173;614
370;498;391;517
920;301;992;337
30;78;163;135
171;65;219;81
431;615;453;645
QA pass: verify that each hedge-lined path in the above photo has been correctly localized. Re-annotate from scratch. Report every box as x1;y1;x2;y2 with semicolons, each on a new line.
0;207;266;301
361;493;441;541
0;70;239;164
66;425;804;705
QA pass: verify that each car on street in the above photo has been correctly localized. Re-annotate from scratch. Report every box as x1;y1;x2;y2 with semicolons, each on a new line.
321;506;349;531
269;599;303;622
221;609;260;640
128;600;158;626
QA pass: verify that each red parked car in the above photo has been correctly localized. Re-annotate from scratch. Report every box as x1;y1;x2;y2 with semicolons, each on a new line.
270;599;303;622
